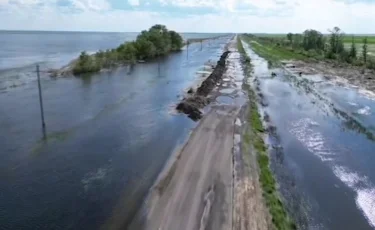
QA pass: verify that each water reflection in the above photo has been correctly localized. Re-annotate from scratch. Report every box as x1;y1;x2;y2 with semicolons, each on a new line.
0;36;231;230
243;41;375;230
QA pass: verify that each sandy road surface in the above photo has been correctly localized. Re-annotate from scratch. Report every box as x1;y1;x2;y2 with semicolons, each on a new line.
143;105;237;230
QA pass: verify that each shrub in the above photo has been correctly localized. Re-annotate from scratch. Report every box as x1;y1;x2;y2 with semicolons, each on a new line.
169;30;184;51
135;38;156;60
339;50;351;63
117;42;137;64
367;58;375;70
352;59;363;66
73;52;100;75
325;51;336;59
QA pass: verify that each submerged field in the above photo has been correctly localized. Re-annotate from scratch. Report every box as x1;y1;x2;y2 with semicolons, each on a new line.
344;43;375;56
240;34;375;229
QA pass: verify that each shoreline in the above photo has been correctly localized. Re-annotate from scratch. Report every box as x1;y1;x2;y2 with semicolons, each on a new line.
49;35;229;78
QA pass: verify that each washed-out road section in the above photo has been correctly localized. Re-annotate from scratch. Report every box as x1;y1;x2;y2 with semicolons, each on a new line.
134;37;271;230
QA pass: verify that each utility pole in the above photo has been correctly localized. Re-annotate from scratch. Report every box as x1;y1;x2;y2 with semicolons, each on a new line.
200;40;203;51
186;41;189;60
36;65;46;139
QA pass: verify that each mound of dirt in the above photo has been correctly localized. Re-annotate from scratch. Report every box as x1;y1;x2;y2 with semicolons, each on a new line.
197;51;230;96
176;51;230;120
176;96;210;120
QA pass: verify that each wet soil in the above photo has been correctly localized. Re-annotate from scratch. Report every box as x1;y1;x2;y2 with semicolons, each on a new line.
283;60;375;93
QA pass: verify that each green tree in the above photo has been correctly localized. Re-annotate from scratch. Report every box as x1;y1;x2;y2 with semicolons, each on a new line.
292;33;303;49
349;36;357;59
135;25;182;58
169;30;183;51
117;42;137;63
363;37;368;64
302;29;324;51
135;37;156;60
73;24;184;75
287;33;293;44
147;24;171;56
147;29;167;56
328;26;344;55
73;51;100;75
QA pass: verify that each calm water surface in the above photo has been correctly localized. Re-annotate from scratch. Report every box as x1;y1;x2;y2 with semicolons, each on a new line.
0;31;231;229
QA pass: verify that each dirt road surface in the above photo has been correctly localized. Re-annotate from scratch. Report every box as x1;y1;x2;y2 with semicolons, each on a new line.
134;37;271;230
143;105;237;230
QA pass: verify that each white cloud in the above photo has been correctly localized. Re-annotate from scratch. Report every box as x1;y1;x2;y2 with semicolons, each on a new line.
0;0;374;33
128;0;140;6
69;0;111;11
156;0;295;11
158;0;216;8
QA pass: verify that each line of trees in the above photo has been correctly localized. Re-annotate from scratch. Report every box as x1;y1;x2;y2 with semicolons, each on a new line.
73;24;184;75
284;27;374;69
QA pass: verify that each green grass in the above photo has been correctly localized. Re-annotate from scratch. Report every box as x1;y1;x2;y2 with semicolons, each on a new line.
237;35;245;54
241;35;307;65
237;35;296;230
249;34;375;43
252;33;287;38
342;35;375;44
243;34;375;65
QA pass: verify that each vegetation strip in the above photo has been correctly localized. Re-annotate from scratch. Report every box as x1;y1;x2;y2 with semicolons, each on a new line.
243;27;375;70
238;36;296;230
62;24;184;75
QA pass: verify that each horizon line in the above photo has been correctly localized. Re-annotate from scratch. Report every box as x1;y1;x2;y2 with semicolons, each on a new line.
1;29;375;35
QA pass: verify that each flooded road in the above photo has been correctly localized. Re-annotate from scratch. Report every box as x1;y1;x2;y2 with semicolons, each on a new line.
0;35;231;230
243;41;375;229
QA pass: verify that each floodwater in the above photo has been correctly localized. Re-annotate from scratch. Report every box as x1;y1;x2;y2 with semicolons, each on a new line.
243;41;375;230
0;31;231;230
0;31;226;90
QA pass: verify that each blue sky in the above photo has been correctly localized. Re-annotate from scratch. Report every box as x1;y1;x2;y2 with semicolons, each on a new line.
0;0;374;33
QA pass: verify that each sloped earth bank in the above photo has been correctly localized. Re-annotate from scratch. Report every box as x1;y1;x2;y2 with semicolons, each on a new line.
130;37;271;230
176;50;230;120
242;40;375;229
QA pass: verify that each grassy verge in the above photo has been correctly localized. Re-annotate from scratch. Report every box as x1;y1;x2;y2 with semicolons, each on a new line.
237;36;251;64
237;35;296;230
241;35;307;65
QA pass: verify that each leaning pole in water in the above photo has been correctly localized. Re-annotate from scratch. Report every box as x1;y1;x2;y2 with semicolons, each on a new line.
36;65;46;139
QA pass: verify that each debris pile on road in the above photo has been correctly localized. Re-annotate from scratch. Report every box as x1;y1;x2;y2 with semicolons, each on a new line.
176;51;230;120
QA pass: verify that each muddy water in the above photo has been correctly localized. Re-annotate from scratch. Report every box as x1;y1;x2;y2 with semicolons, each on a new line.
243;41;375;230
0;36;231;230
